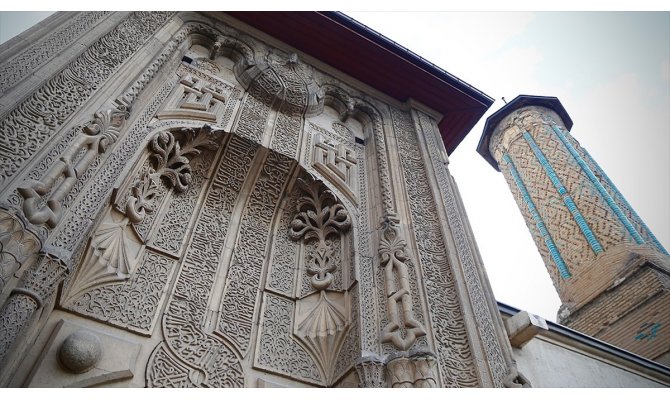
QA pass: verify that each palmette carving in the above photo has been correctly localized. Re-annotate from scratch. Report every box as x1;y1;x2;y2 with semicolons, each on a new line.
294;291;350;384
65;250;174;334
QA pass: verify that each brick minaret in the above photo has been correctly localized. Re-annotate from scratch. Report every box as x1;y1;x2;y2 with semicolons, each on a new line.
477;95;670;365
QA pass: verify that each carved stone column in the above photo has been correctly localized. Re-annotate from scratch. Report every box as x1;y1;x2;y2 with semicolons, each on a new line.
0;253;66;373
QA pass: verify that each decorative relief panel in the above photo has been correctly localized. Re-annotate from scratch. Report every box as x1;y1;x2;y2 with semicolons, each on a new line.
17;104;130;229
147;135;258;388
65;250;175;335
415;110;508;386
255;293;322;384
0;12;110;95
156;74;228;123
0;12;172;186
265;190;300;297
49;75;180;254
392;108;477;386
216;149;294;355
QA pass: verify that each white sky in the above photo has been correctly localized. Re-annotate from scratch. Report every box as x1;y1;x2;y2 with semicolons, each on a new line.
1;8;668;323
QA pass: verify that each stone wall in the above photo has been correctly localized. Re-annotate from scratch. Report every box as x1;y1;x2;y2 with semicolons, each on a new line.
0;12;513;387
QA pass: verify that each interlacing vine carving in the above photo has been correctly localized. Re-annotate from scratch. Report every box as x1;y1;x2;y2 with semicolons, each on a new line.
289;177;351;290
125;125;218;224
18;104;130;228
379;215;427;350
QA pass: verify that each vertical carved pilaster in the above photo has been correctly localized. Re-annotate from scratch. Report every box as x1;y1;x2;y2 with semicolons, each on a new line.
0;254;66;366
17;104;130;228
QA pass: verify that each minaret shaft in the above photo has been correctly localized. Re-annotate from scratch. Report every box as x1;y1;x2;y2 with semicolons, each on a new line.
478;95;670;366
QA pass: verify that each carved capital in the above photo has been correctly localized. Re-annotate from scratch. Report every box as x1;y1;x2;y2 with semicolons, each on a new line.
355;355;387;388
387;351;439;388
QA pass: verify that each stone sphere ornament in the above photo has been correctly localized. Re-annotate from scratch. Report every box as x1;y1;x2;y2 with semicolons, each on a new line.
58;330;103;374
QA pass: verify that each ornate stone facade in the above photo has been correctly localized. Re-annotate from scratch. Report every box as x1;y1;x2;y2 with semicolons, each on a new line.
0;12;514;387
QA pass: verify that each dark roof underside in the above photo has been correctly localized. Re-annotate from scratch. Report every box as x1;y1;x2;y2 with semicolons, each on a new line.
225;11;494;155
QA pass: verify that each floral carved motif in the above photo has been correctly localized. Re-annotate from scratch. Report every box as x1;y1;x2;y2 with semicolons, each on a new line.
287;175;353;385
289;176;351;290
125;125;218;225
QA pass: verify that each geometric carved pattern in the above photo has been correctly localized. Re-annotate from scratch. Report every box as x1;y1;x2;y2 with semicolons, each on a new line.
416;111;508;387
391;108;477;386
312;133;358;206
